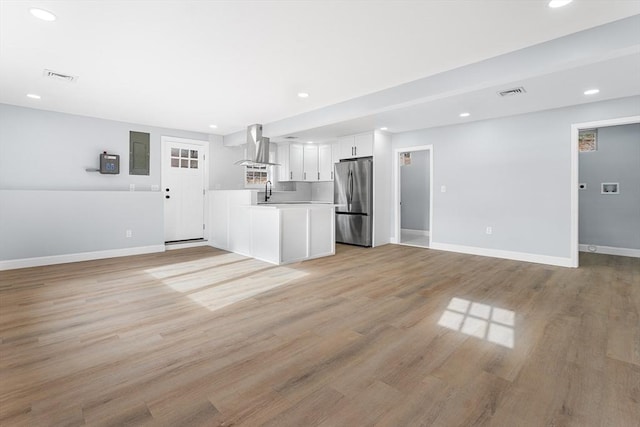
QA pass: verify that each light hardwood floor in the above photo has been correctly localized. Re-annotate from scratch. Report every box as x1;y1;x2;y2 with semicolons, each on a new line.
1;244;638;426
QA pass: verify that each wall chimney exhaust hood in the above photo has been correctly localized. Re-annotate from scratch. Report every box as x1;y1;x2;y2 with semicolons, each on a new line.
235;124;280;166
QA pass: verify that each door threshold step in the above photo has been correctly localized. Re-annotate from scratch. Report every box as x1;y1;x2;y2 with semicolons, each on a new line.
165;239;209;250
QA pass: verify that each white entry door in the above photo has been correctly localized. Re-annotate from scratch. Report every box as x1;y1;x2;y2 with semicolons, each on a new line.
162;139;206;242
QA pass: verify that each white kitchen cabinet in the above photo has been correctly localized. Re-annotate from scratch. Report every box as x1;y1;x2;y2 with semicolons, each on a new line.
338;132;374;159
318;143;333;181
339;136;355;159
354;132;374;157
209;191;336;265
303;145;319;181
277;143;304;181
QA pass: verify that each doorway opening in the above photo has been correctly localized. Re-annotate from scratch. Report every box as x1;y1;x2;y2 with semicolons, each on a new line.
393;145;433;248
570;115;640;267
161;136;210;244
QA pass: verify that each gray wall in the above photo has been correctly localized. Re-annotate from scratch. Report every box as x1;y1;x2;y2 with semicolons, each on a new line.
0;104;237;261
391;96;640;259
0;104;212;190
401;150;430;231
579;123;640;249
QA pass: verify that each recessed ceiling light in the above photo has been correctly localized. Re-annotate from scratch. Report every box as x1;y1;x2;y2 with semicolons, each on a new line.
459;112;470;117
26;93;41;99
380;127;388;131
209;124;218;129
306;141;313;144
548;0;573;8
30;8;56;21
297;92;309;98
584;89;600;95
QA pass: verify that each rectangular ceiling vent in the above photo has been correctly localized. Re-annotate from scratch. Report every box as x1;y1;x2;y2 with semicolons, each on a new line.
43;69;78;83
498;87;526;97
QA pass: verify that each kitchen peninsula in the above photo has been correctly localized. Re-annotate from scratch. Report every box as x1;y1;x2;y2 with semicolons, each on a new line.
209;190;335;265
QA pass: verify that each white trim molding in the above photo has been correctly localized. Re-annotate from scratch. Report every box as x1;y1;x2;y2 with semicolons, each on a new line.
430;242;573;268
570;115;640;269
0;245;166;271
393;144;433;249
579;244;640;258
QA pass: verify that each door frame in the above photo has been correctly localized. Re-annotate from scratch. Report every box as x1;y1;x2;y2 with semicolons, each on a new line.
392;144;433;247
161;136;210;242
569;115;640;267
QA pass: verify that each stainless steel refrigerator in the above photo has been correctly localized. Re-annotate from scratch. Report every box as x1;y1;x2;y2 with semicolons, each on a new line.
334;157;373;247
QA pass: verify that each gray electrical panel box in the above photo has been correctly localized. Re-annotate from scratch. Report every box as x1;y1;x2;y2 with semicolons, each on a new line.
100;153;120;174
129;131;150;175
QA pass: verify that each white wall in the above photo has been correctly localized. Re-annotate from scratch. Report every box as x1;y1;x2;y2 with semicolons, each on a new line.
0;190;164;268
0;104;232;265
391;96;640;264
374;130;392;247
209;136;246;190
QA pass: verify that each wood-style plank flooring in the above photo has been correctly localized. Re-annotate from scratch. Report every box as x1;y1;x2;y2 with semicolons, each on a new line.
1;244;639;426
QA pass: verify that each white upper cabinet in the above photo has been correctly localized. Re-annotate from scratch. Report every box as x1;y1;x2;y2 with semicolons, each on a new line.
318;143;333;181
354;132;374;157
290;143;304;181
338;132;374;159
277;143;304;181
277;143;290;182
303;145;319;181
277;141;338;182
339;136;355;159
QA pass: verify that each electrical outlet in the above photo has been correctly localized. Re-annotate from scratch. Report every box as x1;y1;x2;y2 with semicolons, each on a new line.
486;226;492;235
126;229;132;238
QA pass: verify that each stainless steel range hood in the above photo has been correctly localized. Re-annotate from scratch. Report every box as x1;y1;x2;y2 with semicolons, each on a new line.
235;124;279;166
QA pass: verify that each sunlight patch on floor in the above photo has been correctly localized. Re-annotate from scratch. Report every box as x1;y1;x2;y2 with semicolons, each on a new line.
145;252;249;279
150;258;271;293
438;297;515;348
146;254;309;312
186;267;308;312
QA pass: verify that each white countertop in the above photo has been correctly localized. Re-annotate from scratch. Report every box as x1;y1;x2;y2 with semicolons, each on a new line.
249;202;337;209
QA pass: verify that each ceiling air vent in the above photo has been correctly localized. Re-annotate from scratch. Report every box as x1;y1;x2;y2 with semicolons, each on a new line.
284;136;298;139
498;87;526;97
43;69;78;83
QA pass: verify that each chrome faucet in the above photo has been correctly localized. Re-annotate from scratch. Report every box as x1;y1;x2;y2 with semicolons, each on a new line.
265;180;272;202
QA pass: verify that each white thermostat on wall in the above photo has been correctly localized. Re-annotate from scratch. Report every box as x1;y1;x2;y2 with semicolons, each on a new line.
100;152;120;174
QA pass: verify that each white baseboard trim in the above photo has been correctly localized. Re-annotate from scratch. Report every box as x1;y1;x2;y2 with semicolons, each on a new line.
401;228;430;237
430;242;574;268
0;245;166;271
579;244;640;258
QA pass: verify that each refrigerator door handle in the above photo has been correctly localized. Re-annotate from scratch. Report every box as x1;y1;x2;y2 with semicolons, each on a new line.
348;170;354;210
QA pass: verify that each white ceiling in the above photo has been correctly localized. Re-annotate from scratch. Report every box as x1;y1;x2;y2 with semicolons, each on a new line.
1;0;639;140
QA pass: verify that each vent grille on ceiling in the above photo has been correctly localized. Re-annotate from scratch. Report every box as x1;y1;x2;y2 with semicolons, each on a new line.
43;69;78;83
498;87;526;97
284;136;298;139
